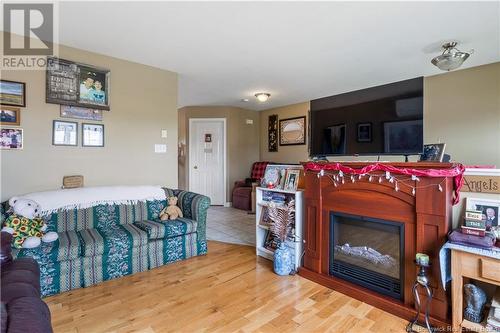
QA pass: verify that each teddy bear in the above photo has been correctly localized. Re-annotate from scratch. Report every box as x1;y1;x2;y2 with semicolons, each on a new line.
159;196;183;221
1;197;58;249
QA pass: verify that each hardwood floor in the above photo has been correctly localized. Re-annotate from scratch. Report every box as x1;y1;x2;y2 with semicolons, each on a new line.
45;241;408;333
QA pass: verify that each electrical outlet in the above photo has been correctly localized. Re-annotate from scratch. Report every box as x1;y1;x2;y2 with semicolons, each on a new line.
161;130;168;138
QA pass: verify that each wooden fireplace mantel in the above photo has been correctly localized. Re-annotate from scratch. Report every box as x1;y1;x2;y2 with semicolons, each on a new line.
299;162;456;327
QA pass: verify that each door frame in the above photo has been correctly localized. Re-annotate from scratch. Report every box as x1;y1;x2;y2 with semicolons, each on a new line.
188;118;227;206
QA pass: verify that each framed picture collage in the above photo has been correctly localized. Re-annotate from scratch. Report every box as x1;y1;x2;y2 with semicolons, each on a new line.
1;58;109;151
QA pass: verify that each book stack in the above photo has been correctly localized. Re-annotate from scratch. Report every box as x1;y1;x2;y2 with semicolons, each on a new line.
461;210;486;237
262;191;286;204
487;288;500;332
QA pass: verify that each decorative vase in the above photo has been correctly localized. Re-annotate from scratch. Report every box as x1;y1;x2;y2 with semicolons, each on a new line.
273;242;293;276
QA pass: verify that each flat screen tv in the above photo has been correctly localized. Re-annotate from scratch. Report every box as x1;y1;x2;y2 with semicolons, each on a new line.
310;77;423;157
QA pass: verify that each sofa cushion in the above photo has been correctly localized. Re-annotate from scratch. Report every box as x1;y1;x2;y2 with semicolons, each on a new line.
44;200;167;233
12;231;81;263
79;224;148;257
133;217;197;240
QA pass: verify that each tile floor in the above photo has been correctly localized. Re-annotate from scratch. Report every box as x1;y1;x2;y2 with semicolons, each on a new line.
206;206;255;245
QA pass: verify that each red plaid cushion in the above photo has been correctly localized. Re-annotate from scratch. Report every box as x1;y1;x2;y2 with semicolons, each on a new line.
250;162;270;179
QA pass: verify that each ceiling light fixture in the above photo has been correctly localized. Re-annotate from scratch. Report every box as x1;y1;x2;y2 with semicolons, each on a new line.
431;42;473;71
255;93;271;102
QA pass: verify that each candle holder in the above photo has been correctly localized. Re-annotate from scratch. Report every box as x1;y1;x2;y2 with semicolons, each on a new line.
406;261;435;333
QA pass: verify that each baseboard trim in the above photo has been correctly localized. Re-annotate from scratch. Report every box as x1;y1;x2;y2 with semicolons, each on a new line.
224;202;232;207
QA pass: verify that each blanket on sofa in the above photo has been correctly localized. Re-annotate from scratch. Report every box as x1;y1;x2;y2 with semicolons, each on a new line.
16;186;166;215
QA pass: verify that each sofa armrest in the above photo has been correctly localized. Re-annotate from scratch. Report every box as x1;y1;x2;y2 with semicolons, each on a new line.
1;231;13;265
164;188;211;250
233;180;247;189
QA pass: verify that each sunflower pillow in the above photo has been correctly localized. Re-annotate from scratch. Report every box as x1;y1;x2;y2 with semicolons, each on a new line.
3;215;47;249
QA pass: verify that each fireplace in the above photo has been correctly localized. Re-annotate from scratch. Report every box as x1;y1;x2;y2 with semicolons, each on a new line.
329;212;404;300
300;162;457;327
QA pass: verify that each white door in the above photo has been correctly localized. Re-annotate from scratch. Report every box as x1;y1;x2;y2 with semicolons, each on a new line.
189;118;226;205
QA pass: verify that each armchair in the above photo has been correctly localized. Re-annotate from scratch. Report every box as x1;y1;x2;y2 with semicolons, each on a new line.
232;162;270;211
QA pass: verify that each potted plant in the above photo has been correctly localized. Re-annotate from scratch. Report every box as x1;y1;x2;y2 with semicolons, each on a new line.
268;199;295;275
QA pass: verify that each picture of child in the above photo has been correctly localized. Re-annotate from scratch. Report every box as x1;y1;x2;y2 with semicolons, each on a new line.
284;170;300;191
88;81;106;104
0;128;23;150
78;69;107;106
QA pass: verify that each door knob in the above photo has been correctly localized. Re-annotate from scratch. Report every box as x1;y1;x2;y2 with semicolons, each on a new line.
194;166;198;169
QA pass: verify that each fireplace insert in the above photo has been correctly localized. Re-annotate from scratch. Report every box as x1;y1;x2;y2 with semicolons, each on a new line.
330;212;404;300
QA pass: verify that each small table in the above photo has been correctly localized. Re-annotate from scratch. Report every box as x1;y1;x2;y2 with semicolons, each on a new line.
451;248;500;332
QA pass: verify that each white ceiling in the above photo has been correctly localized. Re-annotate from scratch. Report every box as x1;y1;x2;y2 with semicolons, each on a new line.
58;1;500;111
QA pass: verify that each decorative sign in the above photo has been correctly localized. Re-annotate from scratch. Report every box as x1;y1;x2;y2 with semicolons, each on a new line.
61;105;102;121
268;114;278;152
63;175;84;189
462;175;500;194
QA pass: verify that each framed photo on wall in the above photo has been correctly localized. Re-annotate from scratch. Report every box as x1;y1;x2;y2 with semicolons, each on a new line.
82;123;104;147
0;80;26;107
0;127;23;150
53;120;78;146
47;57;110;110
78;65;109;107
279;116;306;146
1;106;21;126
466;198;500;229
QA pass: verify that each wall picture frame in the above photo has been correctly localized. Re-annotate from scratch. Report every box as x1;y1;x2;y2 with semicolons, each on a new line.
268;114;278;152
53;120;78;146
1;106;21;126
420;143;446;162
0;80;26;107
82;123;104;147
47;57;110;111
466;198;500;229
279;116;306;146
0;127;23;150
357;122;372;142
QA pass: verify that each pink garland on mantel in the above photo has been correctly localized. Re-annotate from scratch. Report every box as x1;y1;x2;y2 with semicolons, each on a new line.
303;162;466;205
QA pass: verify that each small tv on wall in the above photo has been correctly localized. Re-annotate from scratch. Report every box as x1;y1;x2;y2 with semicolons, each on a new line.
310;77;423;157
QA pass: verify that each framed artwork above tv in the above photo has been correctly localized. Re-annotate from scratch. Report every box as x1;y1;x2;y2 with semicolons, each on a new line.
46;57;110;110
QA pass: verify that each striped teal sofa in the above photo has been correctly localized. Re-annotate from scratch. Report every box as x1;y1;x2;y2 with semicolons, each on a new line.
2;188;210;297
